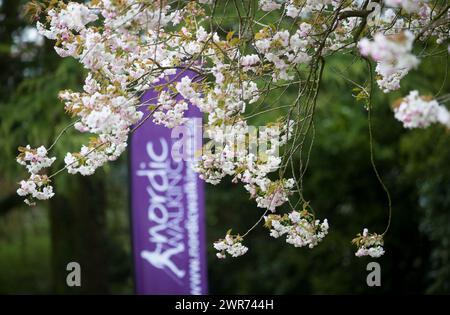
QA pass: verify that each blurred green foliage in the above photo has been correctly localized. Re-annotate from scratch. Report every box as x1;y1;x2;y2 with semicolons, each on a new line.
0;0;449;294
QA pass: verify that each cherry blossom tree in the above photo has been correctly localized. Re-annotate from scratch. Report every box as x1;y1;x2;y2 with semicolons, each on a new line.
18;0;450;259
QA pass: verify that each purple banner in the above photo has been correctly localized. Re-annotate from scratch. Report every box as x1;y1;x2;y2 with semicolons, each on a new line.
130;71;208;295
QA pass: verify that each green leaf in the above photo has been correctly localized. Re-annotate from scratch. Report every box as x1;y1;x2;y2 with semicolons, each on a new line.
226;31;235;42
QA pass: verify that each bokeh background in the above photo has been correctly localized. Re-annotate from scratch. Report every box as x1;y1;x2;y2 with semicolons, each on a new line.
1;0;450;294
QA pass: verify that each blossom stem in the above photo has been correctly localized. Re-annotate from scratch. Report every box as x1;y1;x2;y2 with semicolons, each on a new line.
48;141;108;180
47;119;80;152
365;58;392;236
242;210;269;238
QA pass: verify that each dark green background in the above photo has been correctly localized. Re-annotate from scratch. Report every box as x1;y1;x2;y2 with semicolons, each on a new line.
0;0;449;294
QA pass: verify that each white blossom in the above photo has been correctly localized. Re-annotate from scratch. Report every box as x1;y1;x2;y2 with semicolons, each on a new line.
259;0;282;12
352;228;385;258
16;145;56;174
214;233;248;258
265;209;329;249
384;0;424;13
393;91;450;129
358;31;419;92
16;174;55;206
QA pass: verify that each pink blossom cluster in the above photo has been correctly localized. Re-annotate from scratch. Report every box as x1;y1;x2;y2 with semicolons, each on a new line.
394;90;450;129
214;233;248;259
359;31;419;92
353;228;385;258
265;209;329;249
384;0;425;13
16;0;450;259
16;145;56;205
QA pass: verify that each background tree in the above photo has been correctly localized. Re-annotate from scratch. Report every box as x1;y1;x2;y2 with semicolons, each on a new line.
0;0;131;294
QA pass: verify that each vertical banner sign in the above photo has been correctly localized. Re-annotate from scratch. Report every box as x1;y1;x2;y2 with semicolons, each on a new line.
130;70;208;295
